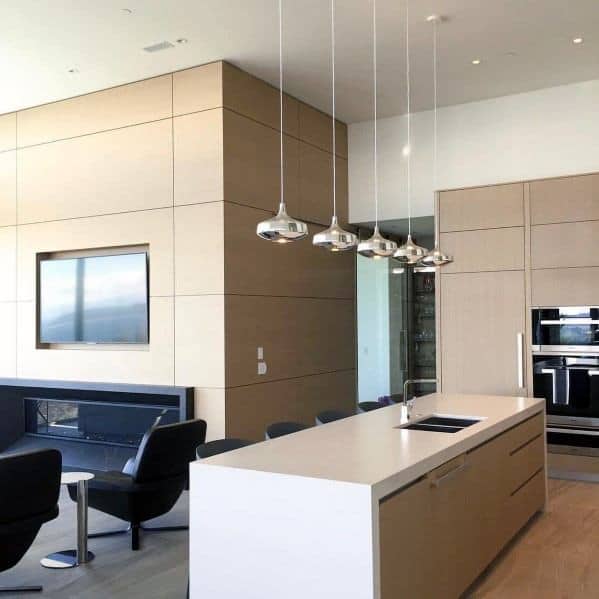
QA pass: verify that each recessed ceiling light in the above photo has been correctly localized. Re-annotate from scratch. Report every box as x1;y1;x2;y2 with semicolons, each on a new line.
573;37;583;44
471;59;481;65
121;8;133;15
67;68;79;74
176;38;188;44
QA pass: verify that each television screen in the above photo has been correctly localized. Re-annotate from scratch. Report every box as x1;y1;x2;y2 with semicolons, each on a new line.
39;251;149;344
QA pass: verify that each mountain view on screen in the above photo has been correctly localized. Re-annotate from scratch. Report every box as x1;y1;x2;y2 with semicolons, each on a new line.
39;252;149;344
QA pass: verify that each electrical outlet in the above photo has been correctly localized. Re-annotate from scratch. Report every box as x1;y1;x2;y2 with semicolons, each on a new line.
257;361;267;375
257;347;264;360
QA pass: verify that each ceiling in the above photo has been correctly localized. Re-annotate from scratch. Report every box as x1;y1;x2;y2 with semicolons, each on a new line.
2;0;598;122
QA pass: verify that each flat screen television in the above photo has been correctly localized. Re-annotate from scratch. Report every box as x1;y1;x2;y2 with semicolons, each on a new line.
38;251;149;344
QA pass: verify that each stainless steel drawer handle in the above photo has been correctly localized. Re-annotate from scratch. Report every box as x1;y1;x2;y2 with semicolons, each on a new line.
517;333;524;388
589;370;599;377
540;319;599;325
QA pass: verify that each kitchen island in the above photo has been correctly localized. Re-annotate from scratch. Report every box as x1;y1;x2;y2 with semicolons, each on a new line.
189;393;545;599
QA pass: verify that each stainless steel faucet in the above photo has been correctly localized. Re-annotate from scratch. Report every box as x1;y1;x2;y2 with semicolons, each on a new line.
403;379;438;414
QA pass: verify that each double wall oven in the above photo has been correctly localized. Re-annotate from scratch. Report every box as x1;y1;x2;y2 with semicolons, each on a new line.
532;307;599;453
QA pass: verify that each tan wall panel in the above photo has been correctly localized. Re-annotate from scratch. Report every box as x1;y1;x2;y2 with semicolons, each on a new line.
18;75;172;147
175;295;225;389
224;202;353;298
532;267;599;306
225;370;356;441
225;295;355;387
222;62;299;137
0;113;16;152
18;120;173;224
175;203;224;295
173;62;223;116
17;297;174;384
532;221;599;269
298;102;347;158
439;184;524;232
0;302;16;376
223;109;299;214
531;174;599;225
17;208;174;301
174;109;223;206
440;227;524;273
194;387;226;442
0;151;16;226
0;227;16;301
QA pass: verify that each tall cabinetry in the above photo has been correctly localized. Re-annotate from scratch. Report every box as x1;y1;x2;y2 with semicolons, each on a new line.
438;183;528;396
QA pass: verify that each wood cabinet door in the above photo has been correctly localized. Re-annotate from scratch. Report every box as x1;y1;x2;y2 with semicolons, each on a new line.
440;270;526;395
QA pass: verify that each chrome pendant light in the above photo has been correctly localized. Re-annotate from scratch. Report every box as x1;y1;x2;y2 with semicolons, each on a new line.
313;0;357;252
394;0;428;265
256;0;308;243
357;0;397;259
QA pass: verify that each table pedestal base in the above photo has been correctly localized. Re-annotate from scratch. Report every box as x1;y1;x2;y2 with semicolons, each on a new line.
41;549;95;569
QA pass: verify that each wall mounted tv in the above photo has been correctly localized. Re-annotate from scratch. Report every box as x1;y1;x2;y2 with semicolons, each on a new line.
38;250;149;344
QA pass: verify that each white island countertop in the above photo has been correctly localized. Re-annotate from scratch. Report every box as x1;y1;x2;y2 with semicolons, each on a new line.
194;392;544;500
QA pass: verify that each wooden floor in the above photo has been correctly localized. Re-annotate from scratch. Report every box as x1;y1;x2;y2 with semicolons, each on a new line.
469;478;599;598
0;487;188;599
2;478;599;598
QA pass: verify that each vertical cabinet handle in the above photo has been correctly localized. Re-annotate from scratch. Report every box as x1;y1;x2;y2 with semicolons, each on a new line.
517;333;524;389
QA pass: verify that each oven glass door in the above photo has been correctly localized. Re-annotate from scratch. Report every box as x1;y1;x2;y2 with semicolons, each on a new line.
533;307;599;350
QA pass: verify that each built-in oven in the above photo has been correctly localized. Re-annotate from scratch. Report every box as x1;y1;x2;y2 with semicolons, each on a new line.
532;306;599;354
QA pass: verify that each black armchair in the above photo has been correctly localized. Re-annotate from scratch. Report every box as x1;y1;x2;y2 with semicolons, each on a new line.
68;419;206;551
0;449;62;594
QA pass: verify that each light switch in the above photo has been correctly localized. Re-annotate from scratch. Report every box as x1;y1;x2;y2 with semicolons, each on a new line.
257;361;267;375
257;347;264;360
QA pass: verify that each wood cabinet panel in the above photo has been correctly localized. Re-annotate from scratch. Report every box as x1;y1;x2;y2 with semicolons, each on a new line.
440;227;524;273
225;295;355;388
531;174;599;225
173;62;223;116
223;202;354;299
439;183;524;232
531;220;599;269
225;370;356;440
223;109;299;215
0;151;16;226
18;75;172;147
18;120;173;224
174;109;223;206
0;113;16;152
507;434;544;494
532;266;599;306
298;102;347;158
503;468;545;545
441;270;526;396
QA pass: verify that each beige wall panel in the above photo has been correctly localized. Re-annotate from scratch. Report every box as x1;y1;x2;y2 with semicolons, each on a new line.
0;113;16;152
0;227;16;302
440;227;524;273
18;120;173;224
194;387;226;442
173;62;223;116
0;151;16;226
298;141;333;226
439;183;524;232
0;302;17;376
174;110;223;206
222;62;299;137
175;295;225;389
17;297;174;384
223;109;299;214
17;208;173;301
175;203;224;295
17;75;172;147
532;221;599;269
225;295;355;387
531;174;599;225
225;370;356;441
532;267;599;307
298;102;347;158
224;202;353;298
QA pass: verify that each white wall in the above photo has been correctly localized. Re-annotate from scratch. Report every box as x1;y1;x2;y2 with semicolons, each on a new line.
349;79;599;223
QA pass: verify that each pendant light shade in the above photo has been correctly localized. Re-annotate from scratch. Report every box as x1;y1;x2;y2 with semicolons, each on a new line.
394;233;427;264
256;0;307;243
313;0;357;252
257;201;309;242
357;225;397;259
420;244;453;266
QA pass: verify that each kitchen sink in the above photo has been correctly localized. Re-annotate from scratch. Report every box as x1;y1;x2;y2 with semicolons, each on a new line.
398;415;482;433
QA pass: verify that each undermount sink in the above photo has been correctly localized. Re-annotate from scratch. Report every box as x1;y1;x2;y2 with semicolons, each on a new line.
398;414;482;434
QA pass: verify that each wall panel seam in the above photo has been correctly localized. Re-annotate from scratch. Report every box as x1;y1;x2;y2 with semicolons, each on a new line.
225;368;356;390
440;225;525;234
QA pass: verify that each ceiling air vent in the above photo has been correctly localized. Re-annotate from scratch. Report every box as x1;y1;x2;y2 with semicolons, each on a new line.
143;41;175;53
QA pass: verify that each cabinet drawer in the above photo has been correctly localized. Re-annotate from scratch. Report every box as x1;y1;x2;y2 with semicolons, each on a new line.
503;468;545;545
531;221;599;269
439;184;524;232
508;434;544;493
499;412;544;454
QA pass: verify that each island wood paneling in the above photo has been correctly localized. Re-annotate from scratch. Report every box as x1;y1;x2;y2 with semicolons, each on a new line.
17;75;172;147
0;151;16;226
439;183;524;232
0;113;16;152
531;267;599;307
530;173;599;225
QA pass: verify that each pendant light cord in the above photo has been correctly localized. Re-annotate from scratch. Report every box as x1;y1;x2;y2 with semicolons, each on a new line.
406;0;411;236
373;0;379;227
432;16;439;246
278;0;284;207
331;0;337;218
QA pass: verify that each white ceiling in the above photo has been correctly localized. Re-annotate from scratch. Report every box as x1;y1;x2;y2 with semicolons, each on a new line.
2;0;599;123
